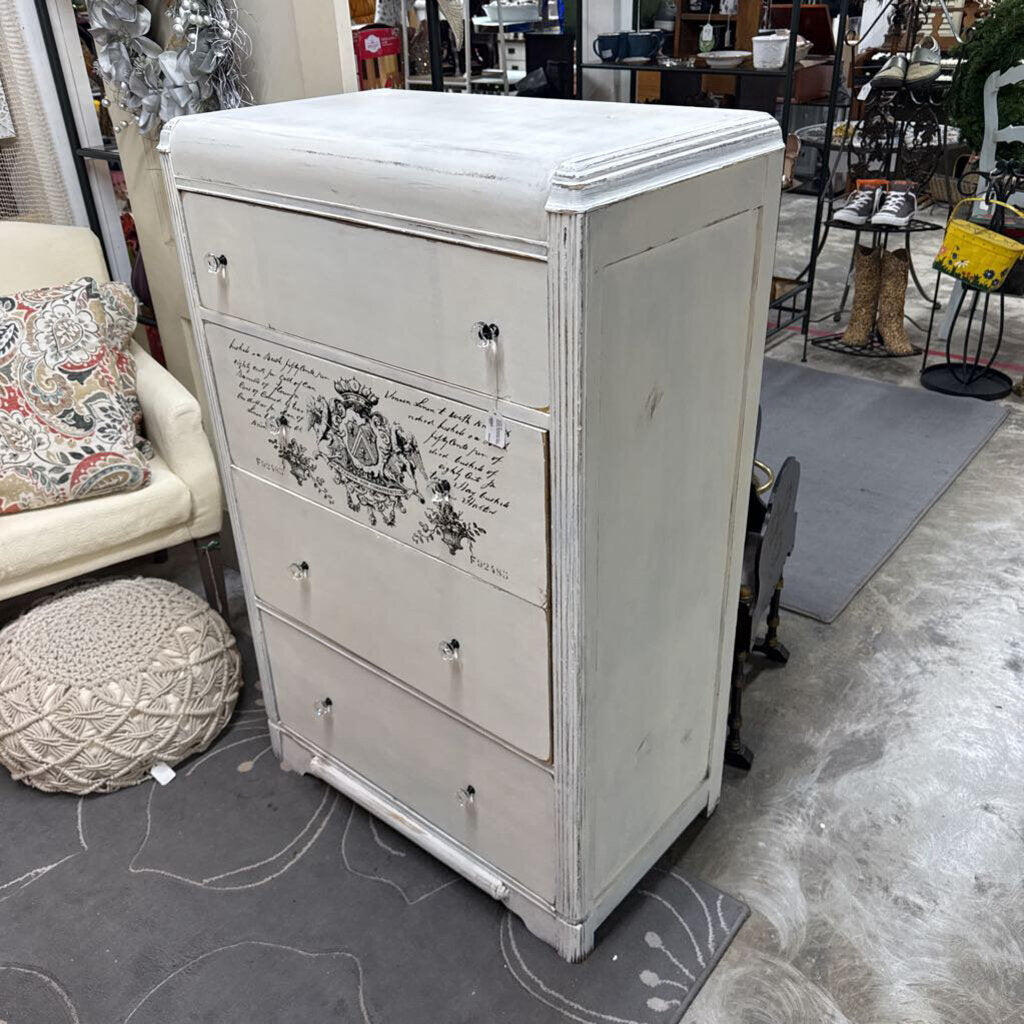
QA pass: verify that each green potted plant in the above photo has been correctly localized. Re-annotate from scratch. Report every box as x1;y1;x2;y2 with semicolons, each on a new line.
947;0;1024;161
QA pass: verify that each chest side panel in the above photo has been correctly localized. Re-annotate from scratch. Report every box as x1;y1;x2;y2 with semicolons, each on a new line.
577;158;773;901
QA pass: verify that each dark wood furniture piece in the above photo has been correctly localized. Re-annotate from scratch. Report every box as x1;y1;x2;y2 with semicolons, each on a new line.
725;422;800;771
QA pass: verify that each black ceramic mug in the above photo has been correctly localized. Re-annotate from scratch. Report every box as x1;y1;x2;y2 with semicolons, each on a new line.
593;32;627;62
624;30;663;59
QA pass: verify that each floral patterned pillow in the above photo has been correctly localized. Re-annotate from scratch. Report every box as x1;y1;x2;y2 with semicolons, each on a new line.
98;280;152;457
0;277;151;515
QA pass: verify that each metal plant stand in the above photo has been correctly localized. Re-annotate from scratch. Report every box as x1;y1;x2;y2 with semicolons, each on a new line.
922;163;1024;399
921;277;1012;399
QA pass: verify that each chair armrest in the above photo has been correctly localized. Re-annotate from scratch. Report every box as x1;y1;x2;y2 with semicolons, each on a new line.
132;341;222;537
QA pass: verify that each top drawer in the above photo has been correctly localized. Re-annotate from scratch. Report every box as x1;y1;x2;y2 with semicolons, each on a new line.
181;193;550;410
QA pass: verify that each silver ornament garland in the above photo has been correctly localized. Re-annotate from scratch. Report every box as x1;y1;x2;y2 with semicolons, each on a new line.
88;0;250;135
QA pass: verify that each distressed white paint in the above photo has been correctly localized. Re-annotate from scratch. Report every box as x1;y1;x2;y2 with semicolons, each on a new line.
263;611;556;900
233;470;552;759
184;193;550;409
161;91;781;960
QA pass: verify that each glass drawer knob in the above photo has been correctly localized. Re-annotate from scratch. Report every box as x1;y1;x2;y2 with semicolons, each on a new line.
275;414;288;440
438;638;460;662
289;561;309;581
457;784;475;807
474;322;499;349
314;697;333;717
205;252;228;274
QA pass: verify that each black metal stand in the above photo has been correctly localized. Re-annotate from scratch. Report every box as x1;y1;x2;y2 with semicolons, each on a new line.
921;274;1013;400
425;0;445;90
809;217;938;357
827;218;943;316
573;0;851;347
813;333;921;357
32;0;107;263
794;0;850;345
800;0;952;361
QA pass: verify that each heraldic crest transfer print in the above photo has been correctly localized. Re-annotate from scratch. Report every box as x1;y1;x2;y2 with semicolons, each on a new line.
268;372;485;557
234;352;485;565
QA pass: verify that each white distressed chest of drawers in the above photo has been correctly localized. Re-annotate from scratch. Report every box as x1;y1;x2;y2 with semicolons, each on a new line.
160;90;781;961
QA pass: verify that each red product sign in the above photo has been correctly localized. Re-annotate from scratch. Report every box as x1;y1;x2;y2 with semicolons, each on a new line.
355;27;402;61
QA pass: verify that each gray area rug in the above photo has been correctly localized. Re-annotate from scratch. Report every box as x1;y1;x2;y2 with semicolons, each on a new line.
0;605;747;1024
758;358;1009;623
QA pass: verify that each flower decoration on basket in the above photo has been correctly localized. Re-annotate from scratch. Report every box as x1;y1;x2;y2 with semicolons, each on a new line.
87;0;250;136
933;197;1024;292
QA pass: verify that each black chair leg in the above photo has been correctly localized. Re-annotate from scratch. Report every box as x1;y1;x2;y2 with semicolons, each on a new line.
725;593;754;771
194;534;230;627
754;577;790;665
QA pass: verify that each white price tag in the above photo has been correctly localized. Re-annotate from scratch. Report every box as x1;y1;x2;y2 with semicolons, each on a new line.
857;82;872;100
150;761;176;786
486;413;509;449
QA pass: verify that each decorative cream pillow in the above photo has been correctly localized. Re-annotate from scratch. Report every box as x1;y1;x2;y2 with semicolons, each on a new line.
0;277;150;514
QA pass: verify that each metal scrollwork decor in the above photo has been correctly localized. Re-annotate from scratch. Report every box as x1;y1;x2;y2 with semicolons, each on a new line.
844;91;944;193
87;0;250;135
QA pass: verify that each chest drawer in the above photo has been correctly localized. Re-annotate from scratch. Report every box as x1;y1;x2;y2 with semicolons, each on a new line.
234;469;551;759
183;192;549;410
262;611;555;901
206;324;549;607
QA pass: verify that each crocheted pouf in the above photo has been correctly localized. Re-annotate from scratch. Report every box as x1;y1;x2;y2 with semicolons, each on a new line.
0;577;242;795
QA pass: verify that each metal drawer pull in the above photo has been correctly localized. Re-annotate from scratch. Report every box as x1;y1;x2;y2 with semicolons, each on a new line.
288;561;309;581
205;252;228;274
314;697;333;717
438;638;460;662
456;784;475;807
473;322;500;349
431;479;452;504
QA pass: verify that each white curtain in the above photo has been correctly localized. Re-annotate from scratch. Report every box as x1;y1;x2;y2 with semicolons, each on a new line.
0;0;74;223
0;77;13;140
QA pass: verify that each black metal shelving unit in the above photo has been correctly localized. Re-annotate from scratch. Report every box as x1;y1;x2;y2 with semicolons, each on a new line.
573;0;851;347
33;2;158;327
807;217;941;358
801;0;968;361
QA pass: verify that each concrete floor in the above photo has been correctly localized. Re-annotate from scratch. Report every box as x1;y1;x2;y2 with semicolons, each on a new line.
681;195;1024;1024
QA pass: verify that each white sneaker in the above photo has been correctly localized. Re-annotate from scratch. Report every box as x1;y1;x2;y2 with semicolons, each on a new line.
871;188;917;228
834;188;882;225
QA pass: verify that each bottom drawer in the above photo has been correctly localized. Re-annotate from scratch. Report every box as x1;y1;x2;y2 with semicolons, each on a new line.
262;611;556;901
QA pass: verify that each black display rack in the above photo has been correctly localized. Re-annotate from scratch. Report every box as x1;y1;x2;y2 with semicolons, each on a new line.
808;217;941;357
801;0;962;360
573;0;851;346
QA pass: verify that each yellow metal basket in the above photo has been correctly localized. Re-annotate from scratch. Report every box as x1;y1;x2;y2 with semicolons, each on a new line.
934;198;1024;291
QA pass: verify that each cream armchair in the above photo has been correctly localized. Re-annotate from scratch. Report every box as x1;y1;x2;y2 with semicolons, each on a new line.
0;221;226;611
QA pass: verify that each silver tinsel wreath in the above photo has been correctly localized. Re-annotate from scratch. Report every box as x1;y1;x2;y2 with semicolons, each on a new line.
88;0;250;135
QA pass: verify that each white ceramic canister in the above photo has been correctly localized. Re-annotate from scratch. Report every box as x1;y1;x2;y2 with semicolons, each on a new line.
751;32;789;70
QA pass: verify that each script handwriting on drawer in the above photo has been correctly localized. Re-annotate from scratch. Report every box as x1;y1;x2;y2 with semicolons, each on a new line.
209;327;549;607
